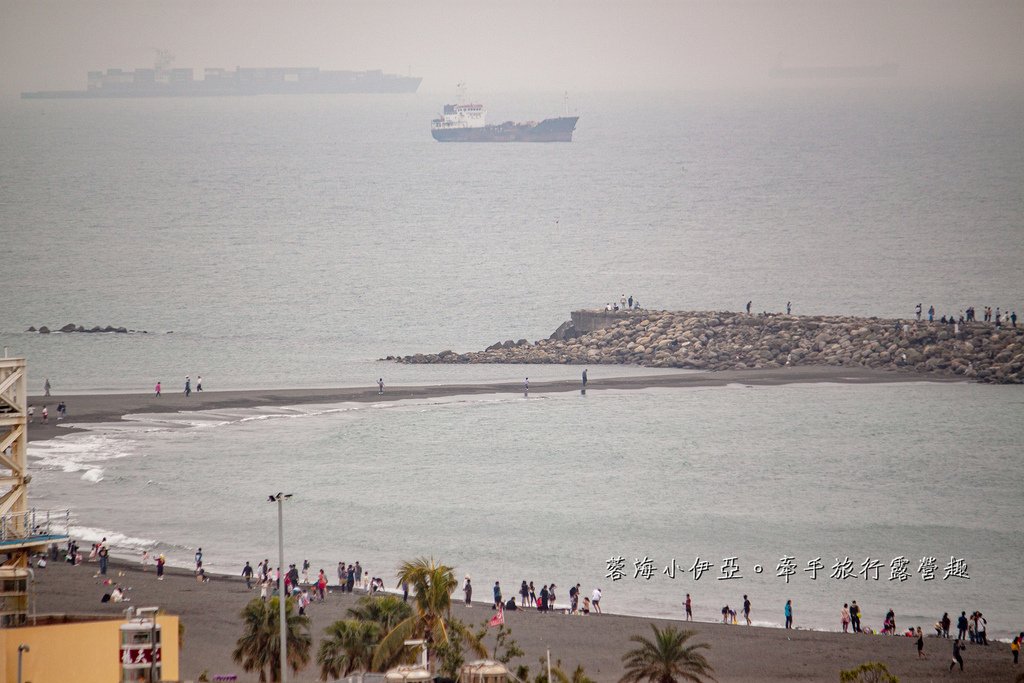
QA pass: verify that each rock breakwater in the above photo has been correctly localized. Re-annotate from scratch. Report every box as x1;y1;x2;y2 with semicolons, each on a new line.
390;310;1024;384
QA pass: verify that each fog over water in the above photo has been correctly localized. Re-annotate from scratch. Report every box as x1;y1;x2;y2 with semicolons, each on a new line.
2;0;1023;97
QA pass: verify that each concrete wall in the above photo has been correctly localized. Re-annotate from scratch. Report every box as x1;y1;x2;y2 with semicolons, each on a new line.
571;309;632;334
1;614;179;683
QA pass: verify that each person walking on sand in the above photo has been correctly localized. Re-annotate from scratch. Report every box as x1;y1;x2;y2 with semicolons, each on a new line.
523;377;529;394
141;550;151;571
27;405;34;423
493;581;502;610
582;368;588;388
242;561;254;589
463;576;473;606
156;554;165;580
784;599;793;629
378;378;384;395
591;587;602;614
42;406;48;423
949;639;964;672
841;603;851;632
916;627;925;658
184;376;191;397
743;595;751;625
155;381;161;397
684;593;692;620
44;378;51;396
196;375;203;392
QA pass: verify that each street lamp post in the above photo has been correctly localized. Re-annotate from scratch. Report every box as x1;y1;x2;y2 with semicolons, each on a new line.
269;493;293;683
17;644;29;683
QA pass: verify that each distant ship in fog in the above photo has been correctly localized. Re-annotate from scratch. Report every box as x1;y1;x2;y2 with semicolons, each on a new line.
22;52;421;99
770;55;899;80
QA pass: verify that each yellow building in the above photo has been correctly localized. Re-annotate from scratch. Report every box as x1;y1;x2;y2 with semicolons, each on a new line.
0;608;179;683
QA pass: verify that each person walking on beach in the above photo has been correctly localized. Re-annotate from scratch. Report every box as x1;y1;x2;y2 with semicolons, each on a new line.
155;381;161;397
841;603;851;632
582;368;588;388
743;595;751;625
242;561;254;589
916;627;925;658
44;378;51;396
184;376;191;397
141;550;151;571
591;587;602;614
949;639;964;672
195;548;203;570
378;378;384;395
784;599;793;629
493;581;502;610
684;593;692;621
156;554;165;580
196;375;203;392
523;377;529;394
42;406;48;423
463;576;473;606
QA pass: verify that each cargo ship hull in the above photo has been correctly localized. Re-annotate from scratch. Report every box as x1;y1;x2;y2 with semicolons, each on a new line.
431;116;578;142
22;67;421;99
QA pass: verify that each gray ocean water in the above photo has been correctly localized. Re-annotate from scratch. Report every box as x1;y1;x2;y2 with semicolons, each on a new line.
2;87;1023;635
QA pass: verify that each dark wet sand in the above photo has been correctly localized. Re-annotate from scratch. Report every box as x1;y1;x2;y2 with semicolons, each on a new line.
26;366;958;443
31;559;1010;682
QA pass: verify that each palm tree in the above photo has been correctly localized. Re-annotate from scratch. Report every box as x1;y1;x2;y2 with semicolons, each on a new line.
619;625;715;683
233;596;312;683
317;619;382;680
371;557;485;670
347;594;412;633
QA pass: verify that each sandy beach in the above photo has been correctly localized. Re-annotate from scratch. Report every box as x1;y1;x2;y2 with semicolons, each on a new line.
25;366;956;443
30;558;1012;682
24;367;1013;681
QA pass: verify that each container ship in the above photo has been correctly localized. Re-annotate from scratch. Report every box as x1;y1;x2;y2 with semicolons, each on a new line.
22;62;421;99
430;102;578;142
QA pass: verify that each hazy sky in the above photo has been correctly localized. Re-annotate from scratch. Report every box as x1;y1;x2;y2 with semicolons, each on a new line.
1;0;1022;96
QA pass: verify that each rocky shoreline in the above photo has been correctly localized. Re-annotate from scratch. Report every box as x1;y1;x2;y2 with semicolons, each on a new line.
389;309;1024;384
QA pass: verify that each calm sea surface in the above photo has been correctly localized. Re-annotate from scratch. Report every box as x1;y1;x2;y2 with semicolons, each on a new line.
2;86;1022;635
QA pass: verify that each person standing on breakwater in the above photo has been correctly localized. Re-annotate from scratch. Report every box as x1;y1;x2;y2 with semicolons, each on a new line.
628;295;633;309
786;301;792;315
746;301;752;314
928;305;935;322
915;303;922;320
184;376;191;397
378;378;384;395
620;294;627;310
784;599;793;628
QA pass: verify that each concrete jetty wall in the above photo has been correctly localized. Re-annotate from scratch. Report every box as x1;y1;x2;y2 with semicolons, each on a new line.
391;309;1024;384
